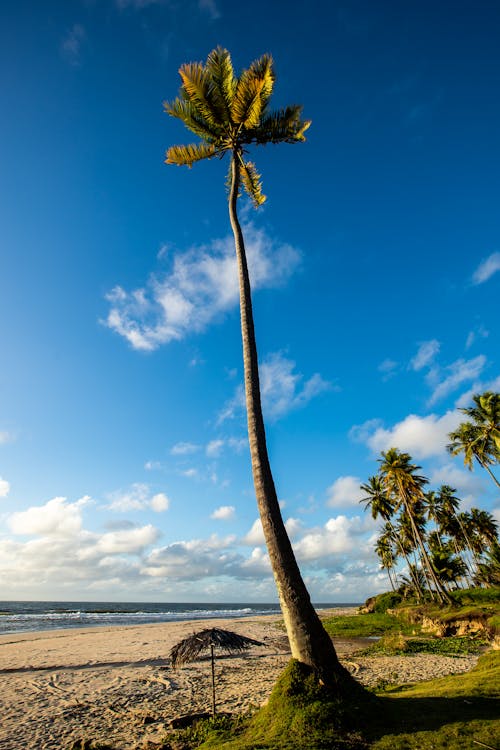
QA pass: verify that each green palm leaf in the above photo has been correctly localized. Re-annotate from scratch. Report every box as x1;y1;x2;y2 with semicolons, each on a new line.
205;46;236;122
240;160;266;207
164;98;222;142
178;62;224;128
166;142;217;167
249;105;311;144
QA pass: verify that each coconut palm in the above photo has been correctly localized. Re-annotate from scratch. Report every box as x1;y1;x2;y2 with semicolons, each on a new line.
375;529;397;591
448;392;500;490
378;448;452;603
360;475;396;522
164;48;341;682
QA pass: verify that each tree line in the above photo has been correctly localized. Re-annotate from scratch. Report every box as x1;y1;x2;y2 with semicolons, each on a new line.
361;392;500;602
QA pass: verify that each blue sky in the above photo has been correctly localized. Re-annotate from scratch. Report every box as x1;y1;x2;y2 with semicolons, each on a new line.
0;0;499;602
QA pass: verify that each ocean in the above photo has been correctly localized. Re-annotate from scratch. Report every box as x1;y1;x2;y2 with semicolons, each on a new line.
0;601;356;636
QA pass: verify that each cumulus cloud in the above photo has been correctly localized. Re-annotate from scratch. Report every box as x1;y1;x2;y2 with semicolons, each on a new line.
210;505;235;521
472;252;500;285
409;340;440;371
243;518;265;546
0;430;14;444
219;352;331;422
351;410;461;459
104;223;300;351
106;483;170;513
326;476;362;508
0;477;10;498
8;496;91;536
293;515;371;562
429;463;485;497
61;24;86;67
141;534;262;581
427;355;486;405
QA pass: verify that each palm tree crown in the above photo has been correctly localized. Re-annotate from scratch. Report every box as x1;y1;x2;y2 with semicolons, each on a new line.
164;46;310;206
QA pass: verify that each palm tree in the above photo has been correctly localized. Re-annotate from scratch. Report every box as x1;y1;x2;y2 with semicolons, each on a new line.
360;475;396;522
448;391;500;490
164;48;341;682
375;529;397;591
378;448;452;604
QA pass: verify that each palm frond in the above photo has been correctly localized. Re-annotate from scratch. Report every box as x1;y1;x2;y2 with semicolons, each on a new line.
231;76;264;129
240;160;266;207
164;98;222;142
166;142;217;167
247;105;311;144
231;53;274;129
178;62;225;129
205;46;236;122
246;53;275;111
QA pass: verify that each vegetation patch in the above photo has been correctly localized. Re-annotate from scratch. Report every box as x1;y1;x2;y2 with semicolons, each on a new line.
321;612;417;639
169;659;374;749
359;633;487;656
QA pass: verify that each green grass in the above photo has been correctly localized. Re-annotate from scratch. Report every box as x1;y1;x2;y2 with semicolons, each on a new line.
360;634;488;656
367;650;500;750
164;652;500;750
321;612;418;639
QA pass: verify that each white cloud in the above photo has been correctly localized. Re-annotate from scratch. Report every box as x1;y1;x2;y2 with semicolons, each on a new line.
352;410;462;459
206;439;224;457
284;517;303;539
378;359;399;380
219;352;332;422
210;505;235;521
8;496;91;536
409;340;440;371
427;355;486;405
465;325;489;350
107;483;170;513
429;463;484;497
105;223;300;351
93;525;160;556
61;24;86;67
455;374;500;408
150;493;170;512
0;430;13;445
472;252;500;285
243;518;265;545
0;477;10;498
171;441;200;456
326;476;362;508
293;515;370;562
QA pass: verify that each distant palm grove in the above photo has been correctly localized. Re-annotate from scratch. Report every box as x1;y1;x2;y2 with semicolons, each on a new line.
361;391;500;601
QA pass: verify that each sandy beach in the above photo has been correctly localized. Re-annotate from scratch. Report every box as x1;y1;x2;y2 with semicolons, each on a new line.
0;609;479;750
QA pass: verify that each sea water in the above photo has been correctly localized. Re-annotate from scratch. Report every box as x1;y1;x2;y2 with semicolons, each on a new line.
0;601;356;636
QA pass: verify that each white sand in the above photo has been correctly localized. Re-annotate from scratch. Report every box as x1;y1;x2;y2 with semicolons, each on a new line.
0;609;478;749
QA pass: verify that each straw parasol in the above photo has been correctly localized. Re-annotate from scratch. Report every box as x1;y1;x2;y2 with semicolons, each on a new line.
170;627;264;716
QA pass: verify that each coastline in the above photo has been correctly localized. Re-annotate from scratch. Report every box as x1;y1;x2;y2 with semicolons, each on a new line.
0;608;477;750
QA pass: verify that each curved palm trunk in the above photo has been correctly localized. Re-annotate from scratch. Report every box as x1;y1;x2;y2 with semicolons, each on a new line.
398;483;452;604
228;154;342;683
477;456;500;491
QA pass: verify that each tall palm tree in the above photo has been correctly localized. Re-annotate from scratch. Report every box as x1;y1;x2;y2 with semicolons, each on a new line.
378;448;452;604
164;48;341;682
448;391;500;490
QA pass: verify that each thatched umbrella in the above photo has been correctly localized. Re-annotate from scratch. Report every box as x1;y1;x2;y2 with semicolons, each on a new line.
170;627;264;716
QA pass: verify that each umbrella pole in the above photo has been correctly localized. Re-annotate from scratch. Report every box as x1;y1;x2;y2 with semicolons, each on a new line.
210;644;216;717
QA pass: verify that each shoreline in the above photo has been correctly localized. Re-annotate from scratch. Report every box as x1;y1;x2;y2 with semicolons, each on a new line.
0;609;478;749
